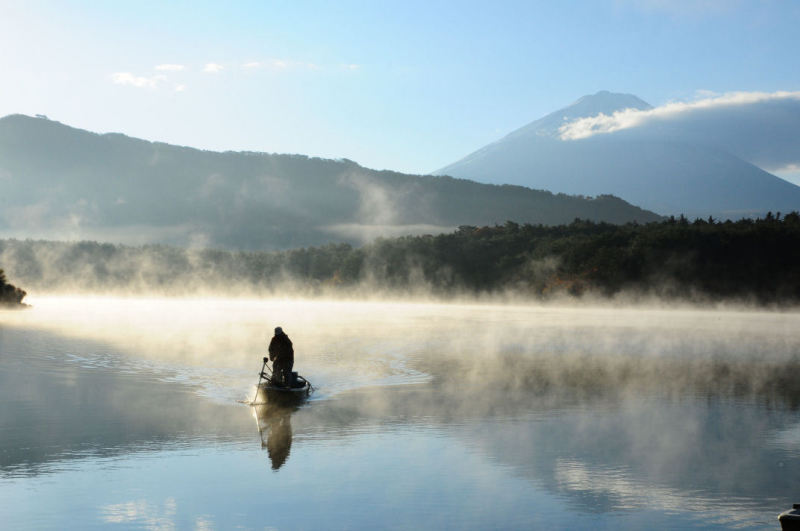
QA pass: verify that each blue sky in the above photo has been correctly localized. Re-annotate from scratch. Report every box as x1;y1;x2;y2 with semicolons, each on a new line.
1;0;798;174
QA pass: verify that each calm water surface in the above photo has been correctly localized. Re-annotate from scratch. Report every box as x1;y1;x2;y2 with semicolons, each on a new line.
1;297;799;530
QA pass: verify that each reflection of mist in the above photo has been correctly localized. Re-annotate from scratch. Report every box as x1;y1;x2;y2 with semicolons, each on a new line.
290;384;799;528
552;459;770;528
101;497;178;529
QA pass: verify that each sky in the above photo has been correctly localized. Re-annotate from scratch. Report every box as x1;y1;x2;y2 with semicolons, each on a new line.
1;0;799;176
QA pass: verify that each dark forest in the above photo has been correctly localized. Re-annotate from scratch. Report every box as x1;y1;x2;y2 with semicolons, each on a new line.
2;212;799;303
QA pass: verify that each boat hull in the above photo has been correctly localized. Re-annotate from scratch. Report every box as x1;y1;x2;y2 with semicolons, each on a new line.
256;380;311;405
780;505;800;531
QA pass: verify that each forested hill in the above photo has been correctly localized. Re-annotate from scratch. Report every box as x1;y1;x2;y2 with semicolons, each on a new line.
3;213;799;303
0;114;660;249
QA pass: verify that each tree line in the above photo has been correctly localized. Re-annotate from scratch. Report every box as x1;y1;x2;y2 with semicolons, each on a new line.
0;268;27;305
1;212;799;303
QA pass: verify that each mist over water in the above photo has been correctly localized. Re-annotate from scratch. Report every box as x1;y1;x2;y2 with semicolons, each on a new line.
2;296;799;529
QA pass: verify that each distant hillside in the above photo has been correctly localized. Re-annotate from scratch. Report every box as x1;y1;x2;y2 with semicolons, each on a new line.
0;114;660;249
436;91;800;219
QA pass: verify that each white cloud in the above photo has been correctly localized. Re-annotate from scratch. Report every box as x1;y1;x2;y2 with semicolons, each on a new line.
242;59;325;71
776;163;800;174
558;90;800;172
773;164;800;186
155;63;186;71
111;72;166;89
203;63;224;73
342;63;360;71
559;91;800;140
174;84;186;93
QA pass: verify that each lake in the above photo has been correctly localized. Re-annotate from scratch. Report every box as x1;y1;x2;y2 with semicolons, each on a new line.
1;296;799;530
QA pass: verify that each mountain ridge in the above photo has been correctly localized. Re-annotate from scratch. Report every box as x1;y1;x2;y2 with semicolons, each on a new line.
0;114;660;250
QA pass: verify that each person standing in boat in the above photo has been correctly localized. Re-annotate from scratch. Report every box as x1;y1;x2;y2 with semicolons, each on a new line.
268;326;294;387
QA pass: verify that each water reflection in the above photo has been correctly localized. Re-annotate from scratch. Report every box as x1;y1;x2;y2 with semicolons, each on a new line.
4;298;800;529
254;402;296;470
0;327;254;477
100;497;178;529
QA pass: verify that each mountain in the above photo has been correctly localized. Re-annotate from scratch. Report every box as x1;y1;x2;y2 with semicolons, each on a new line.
436;91;800;219
0;114;660;250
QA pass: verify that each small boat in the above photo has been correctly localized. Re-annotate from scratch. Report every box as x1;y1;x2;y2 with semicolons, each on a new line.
780;504;800;531
257;374;312;396
252;357;312;405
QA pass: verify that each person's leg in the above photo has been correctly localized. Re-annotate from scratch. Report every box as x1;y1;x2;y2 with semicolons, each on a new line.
273;362;284;385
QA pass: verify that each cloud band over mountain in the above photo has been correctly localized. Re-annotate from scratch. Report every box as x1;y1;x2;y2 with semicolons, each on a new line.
558;90;800;172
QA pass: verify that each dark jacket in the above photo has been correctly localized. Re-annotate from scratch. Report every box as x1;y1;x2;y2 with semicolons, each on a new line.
268;332;294;368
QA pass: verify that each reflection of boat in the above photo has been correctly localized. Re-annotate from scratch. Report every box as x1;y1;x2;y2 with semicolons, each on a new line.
254;402;296;470
780;504;800;530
